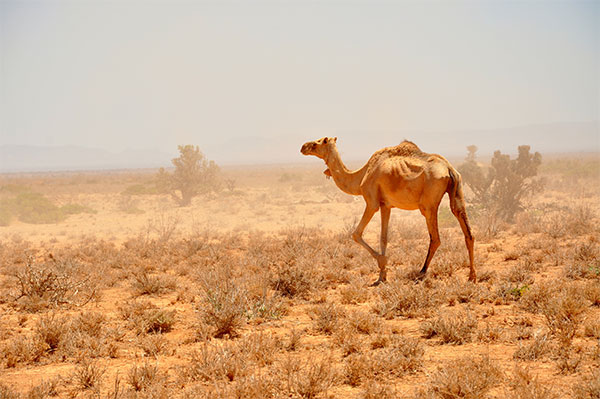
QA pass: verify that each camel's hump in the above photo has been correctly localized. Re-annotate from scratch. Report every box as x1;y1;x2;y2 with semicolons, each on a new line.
372;140;427;159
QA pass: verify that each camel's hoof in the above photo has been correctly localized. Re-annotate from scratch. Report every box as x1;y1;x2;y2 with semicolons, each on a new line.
415;272;427;281
370;279;385;287
468;275;477;284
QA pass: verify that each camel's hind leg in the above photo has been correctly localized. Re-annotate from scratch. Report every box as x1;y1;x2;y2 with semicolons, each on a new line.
419;206;441;277
377;205;391;283
451;205;475;282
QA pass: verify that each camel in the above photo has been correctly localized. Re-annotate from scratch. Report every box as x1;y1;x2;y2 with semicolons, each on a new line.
300;137;475;285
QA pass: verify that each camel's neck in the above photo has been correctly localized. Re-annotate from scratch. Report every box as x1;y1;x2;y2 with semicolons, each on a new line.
325;146;367;196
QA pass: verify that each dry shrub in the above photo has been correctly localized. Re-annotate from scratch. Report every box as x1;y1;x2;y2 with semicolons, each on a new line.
26;378;60;399
583;280;600;306
420;309;478;344
361;381;397;399
333;325;364;357
416;355;502;399
13;257;94;312
374;281;435;319
507;365;559;399
126;363;168;394
71;311;106;338
183;343;249;383
310;302;345;335
286;328;303;352
65;311;117;359
198;270;248;339
347;310;382;335
555;345;584;374
138;334;171;357
140;309;175;334
2;335;47;367
271;264;315;299
345;337;423;386
69;360;105;393
237;332;280;367
0;384;20;399
280;355;337;399
583;319;600;338
119;300;175;335
565;240;599;280
504;265;534;285
476;323;503;343
540;286;587;347
34;313;68;354
340;278;370;304
200;373;280;399
442;278;485;305
573;369;600;399
180;333;278;385
513;332;551;361
244;274;287;320
131;269;176;296
519;280;554;313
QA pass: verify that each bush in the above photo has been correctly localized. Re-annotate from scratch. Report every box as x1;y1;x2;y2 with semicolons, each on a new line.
157;145;222;206
420;309;478;344
459;145;542;222
199;279;247;339
5;192;66;224
417;355;502;399
60;203;97;215
508;365;559;399
14;257;94;312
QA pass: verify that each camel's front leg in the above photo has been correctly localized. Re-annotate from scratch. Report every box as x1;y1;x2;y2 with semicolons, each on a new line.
351;203;385;286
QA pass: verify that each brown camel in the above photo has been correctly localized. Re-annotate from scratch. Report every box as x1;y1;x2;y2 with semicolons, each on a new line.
300;137;475;285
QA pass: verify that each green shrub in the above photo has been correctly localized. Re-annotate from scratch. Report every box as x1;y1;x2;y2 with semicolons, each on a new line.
61;203;97;215
0;204;13;226
122;184;159;196
12;192;66;224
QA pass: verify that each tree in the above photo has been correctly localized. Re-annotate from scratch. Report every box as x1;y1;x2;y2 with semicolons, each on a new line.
458;145;494;205
459;145;543;222
157;145;221;206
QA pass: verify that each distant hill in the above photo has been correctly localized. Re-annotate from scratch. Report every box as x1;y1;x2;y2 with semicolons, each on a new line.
329;121;599;161
1;122;597;172
0;145;175;173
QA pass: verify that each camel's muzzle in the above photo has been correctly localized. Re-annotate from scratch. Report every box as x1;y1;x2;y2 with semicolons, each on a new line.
300;142;314;155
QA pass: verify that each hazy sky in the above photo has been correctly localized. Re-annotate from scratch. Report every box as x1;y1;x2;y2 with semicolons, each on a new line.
1;0;598;159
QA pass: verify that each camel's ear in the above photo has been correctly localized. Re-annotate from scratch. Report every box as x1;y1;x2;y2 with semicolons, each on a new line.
322;137;328;144
333;137;337;143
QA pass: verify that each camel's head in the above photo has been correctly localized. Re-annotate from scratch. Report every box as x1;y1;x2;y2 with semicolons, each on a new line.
300;137;337;160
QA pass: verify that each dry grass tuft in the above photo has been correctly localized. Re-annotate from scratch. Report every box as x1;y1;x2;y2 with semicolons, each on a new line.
198;273;248;339
572;368;600;399
420;308;478;344
416;355;503;399
374;281;436;319
280;355;338;399
513;331;551;361
127;362;167;393
13;257;94;312
69;360;105;393
345;337;424;386
131;269;176;296
310;302;345;335
507;365;559;399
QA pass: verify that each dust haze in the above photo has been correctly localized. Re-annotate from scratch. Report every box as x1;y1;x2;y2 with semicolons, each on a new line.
0;1;599;398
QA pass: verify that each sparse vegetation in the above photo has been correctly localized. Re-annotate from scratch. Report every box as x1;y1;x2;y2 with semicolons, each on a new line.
0;157;598;397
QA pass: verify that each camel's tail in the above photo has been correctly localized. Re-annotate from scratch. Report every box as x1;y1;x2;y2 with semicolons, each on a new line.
447;167;476;282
